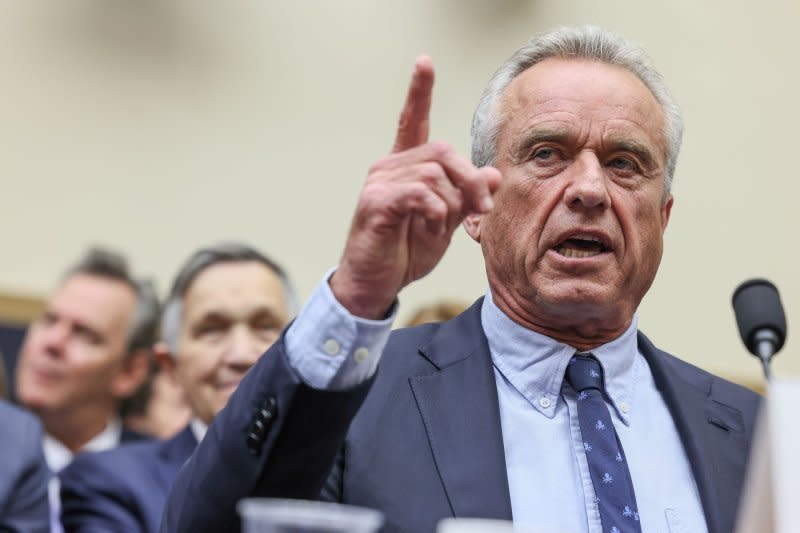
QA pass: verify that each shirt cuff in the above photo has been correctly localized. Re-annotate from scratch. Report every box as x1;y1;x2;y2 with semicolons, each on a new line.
284;268;396;390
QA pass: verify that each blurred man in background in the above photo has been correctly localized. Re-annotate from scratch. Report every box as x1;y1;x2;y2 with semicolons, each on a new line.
15;247;158;530
60;242;296;533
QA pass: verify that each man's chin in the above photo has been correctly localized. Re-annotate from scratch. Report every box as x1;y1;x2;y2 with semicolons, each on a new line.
537;280;614;306
533;283;626;324
217;381;241;397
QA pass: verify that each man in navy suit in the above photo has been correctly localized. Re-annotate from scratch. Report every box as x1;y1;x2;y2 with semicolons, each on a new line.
0;399;50;533
162;26;760;533
59;242;297;533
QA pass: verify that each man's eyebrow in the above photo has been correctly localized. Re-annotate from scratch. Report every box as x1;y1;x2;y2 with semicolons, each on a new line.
73;322;105;343
508;127;663;170
192;311;231;325
193;306;284;324
250;306;284;321
607;138;660;170
510;127;571;161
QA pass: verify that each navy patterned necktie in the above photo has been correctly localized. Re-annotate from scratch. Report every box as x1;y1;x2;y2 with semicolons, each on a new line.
566;354;642;533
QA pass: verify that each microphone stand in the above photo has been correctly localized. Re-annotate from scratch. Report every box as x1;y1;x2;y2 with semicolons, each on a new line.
753;330;780;382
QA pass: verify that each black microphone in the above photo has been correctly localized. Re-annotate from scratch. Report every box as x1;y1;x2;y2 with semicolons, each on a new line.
732;278;787;380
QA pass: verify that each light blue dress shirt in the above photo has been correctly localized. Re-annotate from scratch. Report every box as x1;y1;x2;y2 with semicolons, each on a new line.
285;276;708;533
481;291;707;533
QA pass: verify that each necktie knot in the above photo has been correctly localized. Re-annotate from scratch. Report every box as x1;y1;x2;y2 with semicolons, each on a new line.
566;354;604;393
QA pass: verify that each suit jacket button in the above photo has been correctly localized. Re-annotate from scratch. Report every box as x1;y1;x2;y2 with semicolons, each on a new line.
264;396;277;411
246;432;261;455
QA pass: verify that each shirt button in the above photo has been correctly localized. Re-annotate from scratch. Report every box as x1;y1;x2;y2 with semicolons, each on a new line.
323;338;340;356
353;347;369;364
620;402;630;413
539;397;552;409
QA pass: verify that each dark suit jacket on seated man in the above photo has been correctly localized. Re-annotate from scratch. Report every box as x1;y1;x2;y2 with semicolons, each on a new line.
59;243;297;533
161;26;760;533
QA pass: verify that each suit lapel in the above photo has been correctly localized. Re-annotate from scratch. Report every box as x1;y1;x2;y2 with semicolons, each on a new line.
639;333;749;533
403;307;748;530
409;300;513;521
155;426;198;490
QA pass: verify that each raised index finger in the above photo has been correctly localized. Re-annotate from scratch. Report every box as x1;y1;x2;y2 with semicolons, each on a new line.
392;55;435;153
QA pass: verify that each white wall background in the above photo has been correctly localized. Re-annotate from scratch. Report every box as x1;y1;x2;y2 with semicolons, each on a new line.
1;0;797;385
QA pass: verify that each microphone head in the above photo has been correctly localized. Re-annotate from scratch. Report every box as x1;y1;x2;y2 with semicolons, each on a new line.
732;278;787;357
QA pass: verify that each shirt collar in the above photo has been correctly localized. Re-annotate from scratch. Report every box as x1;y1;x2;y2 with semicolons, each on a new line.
588;315;640;425
481;291;639;425
189;417;208;443
43;417;123;472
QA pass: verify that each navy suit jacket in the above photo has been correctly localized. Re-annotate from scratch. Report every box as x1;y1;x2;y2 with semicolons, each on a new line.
60;426;197;533
0;400;50;533
162;300;761;533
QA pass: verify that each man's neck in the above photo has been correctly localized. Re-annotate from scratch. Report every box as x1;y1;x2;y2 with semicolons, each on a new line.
487;285;634;351
40;408;116;453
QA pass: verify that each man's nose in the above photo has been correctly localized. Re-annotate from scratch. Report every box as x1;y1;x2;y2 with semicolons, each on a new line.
563;151;611;210
41;321;69;356
222;326;264;368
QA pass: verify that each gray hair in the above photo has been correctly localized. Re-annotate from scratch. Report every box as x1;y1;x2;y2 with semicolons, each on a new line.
471;25;683;197
160;242;298;353
65;247;159;357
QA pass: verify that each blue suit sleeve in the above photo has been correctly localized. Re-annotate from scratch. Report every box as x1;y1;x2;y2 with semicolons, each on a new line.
160;336;373;533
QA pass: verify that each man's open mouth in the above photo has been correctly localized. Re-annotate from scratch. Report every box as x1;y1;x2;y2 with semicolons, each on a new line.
554;234;611;258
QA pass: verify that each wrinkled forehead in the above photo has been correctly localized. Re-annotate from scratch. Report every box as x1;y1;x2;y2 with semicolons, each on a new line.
498;58;668;160
52;273;138;333
181;261;290;321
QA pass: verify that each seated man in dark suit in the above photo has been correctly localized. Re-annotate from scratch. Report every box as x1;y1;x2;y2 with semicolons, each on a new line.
59;242;296;533
162;26;760;533
0;399;50;533
14;247;158;530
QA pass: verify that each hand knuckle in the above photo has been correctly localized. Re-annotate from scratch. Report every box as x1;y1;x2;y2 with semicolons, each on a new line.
429;140;452;157
408;182;428;200
419;162;442;180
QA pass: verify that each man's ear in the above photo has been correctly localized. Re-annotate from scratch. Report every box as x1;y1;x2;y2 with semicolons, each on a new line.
153;342;178;386
462;213;483;242
661;194;674;233
111;348;153;400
